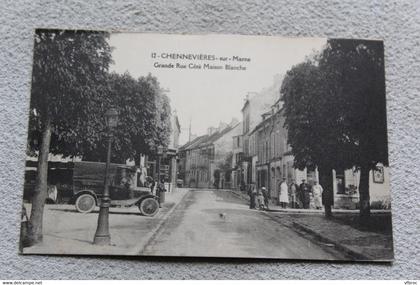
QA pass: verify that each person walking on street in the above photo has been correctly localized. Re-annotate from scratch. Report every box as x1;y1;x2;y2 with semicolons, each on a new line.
257;187;266;210
146;176;156;194
279;178;289;208
295;181;303;208
240;180;246;192
261;186;269;210
312;181;324;210
248;184;257;209
289;180;298;208
299;179;311;209
156;178;166;208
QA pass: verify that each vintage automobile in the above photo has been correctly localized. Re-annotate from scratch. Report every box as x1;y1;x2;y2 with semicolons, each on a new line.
71;161;160;216
24;160;160;216
23;161;74;204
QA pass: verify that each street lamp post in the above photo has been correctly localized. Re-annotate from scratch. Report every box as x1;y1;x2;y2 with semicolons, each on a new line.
93;107;119;245
156;145;164;183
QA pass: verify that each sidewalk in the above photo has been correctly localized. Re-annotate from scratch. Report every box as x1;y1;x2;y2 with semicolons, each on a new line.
229;189;394;261
23;188;190;256
287;213;394;261
229;189;391;214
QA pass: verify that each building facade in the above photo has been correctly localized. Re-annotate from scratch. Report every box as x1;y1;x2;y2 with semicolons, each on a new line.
166;111;181;191
231;132;244;190
249;99;318;201
179;120;241;189
250;98;390;208
239;75;284;187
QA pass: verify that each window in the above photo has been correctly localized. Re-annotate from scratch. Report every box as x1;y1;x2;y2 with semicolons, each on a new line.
244;114;250;133
336;170;345;194
373;166;384;183
283;164;287;179
265;141;269;162
271;133;275;158
287;161;294;181
307;170;317;185
236;136;240;148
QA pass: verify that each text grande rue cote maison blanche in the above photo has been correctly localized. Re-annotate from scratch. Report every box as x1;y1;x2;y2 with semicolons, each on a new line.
152;53;250;71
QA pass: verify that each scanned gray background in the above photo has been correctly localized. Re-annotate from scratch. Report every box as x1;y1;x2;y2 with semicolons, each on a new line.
1;0;419;279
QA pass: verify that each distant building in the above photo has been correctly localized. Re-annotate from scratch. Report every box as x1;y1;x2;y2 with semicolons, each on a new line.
142;110;181;191
249;98;318;201
240;74;284;186
167;111;181;190
179;134;209;188
231;128;243;190
178;120;241;189
250;98;390;208
168;110;181;149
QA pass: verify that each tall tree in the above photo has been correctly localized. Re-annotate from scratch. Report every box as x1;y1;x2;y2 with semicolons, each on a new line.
81;72;172;163
27;29;112;244
281;61;335;217
146;74;172;151
282;39;388;218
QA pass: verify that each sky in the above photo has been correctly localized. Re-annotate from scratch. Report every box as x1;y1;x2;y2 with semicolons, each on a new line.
108;33;326;145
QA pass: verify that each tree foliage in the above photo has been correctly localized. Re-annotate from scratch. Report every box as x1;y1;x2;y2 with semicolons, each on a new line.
26;29;113;245
281;39;388;217
27;29;113;158
28;30;172;163
82;73;172;163
25;29;172;245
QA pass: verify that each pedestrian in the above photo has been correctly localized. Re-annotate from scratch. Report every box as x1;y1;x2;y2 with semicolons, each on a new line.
248;184;256;209
146;176;155;194
322;184;334;218
312;181;324;210
261;186;269;210
289;180;298;208
279;178;289;208
299;179;311;209
257;187;266;210
155;178;166;208
295;182;302;208
240;180;246;192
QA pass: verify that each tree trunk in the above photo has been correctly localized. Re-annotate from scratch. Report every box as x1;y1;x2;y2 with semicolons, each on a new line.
359;164;371;219
28;117;52;245
319;167;334;218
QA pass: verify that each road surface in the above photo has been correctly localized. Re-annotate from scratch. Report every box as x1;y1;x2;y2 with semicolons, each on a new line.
142;189;343;259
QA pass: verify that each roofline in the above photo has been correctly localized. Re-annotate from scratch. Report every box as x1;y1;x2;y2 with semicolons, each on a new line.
175;116;181;131
248;110;282;136
241;99;249;112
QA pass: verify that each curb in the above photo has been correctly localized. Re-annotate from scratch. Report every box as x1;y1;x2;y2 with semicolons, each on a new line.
128;189;190;255
228;190;391;214
228;189;371;260
228;189;250;201
259;210;370;261
291;222;370;261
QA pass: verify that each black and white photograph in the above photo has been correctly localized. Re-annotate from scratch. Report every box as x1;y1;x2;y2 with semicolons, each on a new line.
20;29;393;261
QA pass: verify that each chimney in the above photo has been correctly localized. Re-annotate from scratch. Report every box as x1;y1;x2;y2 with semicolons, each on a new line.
218;122;228;131
229;118;239;127
207;127;217;135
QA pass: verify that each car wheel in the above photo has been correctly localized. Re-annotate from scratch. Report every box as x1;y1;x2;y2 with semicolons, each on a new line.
75;194;96;213
138;198;159;216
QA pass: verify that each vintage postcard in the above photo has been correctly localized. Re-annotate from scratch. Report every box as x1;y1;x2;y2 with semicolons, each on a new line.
20;29;393;261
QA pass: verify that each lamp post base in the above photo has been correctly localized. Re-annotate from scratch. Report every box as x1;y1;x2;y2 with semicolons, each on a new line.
93;201;111;246
93;235;111;245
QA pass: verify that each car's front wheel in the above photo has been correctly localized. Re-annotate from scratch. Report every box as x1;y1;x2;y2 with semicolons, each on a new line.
138;198;159;216
75;194;96;213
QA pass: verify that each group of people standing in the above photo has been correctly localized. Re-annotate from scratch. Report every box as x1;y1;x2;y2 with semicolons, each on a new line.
280;179;324;209
247;184;269;210
247;178;324;210
145;176;166;208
